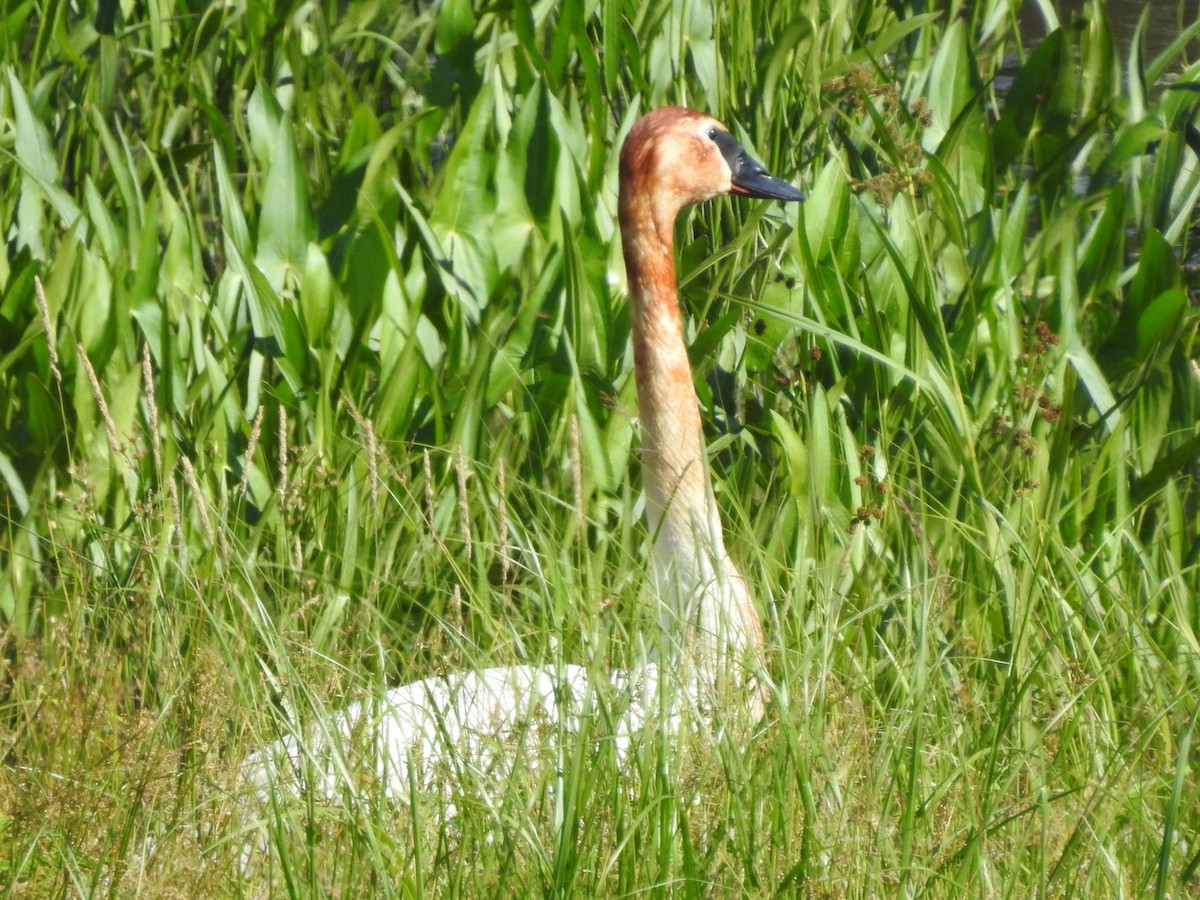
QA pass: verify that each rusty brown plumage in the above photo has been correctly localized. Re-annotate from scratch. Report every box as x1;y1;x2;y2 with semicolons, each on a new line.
617;107;802;676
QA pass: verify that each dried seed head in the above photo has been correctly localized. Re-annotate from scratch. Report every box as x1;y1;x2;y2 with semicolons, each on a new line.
239;406;264;500
35;276;61;383
141;343;163;478
277;406;289;509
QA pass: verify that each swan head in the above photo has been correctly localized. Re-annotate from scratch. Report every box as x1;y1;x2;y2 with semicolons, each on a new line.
619;106;804;223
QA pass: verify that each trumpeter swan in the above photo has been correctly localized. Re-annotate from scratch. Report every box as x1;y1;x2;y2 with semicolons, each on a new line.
242;105;803;814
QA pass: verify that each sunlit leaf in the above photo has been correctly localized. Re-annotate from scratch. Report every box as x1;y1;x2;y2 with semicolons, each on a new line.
255;110;316;292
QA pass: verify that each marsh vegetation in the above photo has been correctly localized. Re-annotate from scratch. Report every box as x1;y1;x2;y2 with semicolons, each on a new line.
2;0;1199;894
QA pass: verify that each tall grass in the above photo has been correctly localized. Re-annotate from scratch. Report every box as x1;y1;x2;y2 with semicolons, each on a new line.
2;0;1199;894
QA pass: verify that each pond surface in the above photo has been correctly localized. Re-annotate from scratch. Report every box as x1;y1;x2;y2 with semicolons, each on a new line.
1018;0;1198;61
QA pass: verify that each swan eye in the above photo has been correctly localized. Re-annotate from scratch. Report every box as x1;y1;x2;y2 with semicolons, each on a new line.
708;127;719;141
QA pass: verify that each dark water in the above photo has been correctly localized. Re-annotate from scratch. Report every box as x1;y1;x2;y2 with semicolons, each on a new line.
1018;0;1199;62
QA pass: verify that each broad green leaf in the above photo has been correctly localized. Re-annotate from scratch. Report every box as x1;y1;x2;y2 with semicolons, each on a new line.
1092;119;1164;187
1099;228;1178;366
89;108;140;237
429;0;480;107
76;250;114;354
992;29;1067;173
1077;0;1117;119
374;339;423;439
563;211;604;374
808;385;833;506
601;0;621;97
1078;184;1125;301
1131;432;1200;506
1133;288;1188;362
683;0;718;111
83;177;122;263
997;181;1031;282
377;269;411;370
573;382;612;493
7;68;83;254
770;409;807;501
1067;340;1121;432
803;155;850;264
824;13;941;78
0;450;29;517
1145;15;1200;84
7;68;56;183
397;179;483;323
255;115;316;292
759;21;812;122
213;142;252;260
508;84;556;228
740;281;797;374
924;19;973;149
129;191;161;311
427;85;497;317
300;243;335;342
246;83;282;170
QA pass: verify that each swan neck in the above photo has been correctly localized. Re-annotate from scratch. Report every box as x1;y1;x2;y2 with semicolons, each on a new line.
618;185;763;659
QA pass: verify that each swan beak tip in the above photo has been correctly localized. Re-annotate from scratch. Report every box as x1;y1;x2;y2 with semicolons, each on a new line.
730;177;805;203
